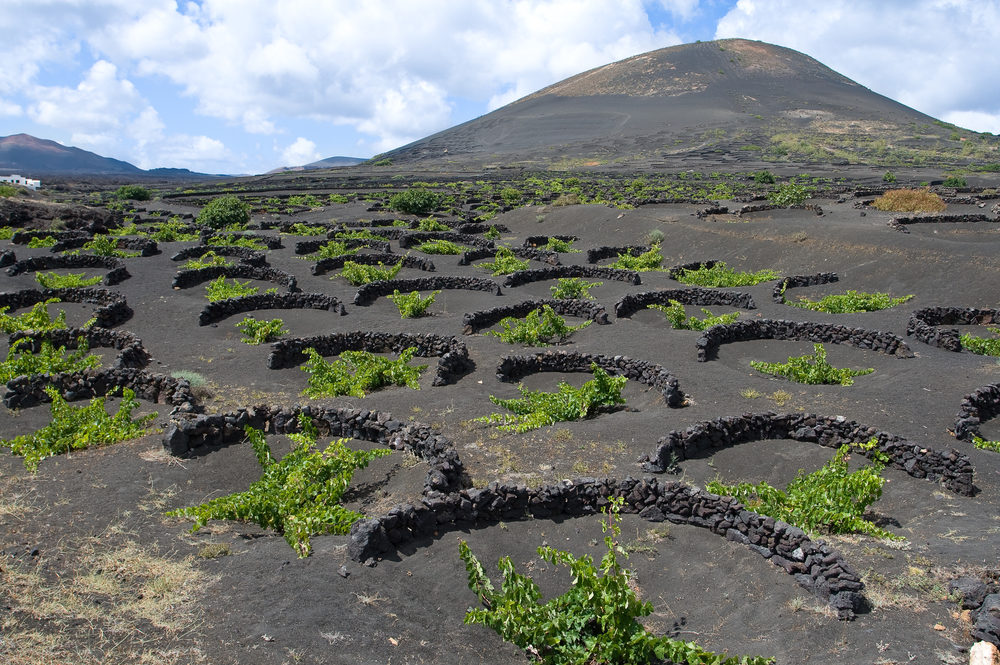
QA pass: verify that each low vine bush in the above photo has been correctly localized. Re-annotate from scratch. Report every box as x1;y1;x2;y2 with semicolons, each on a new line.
0;299;69;333
417;216;450;232
206;233;266;250
487;305;591;346
389;187;442;215
707;439;897;539
205;276;271;301
675;262;779;287
415;239;464;255
608;245;663;271
960;328;1000;356
750;343;873;385
334;229;389;242
284;223;326;236
972;435;1000;453
236;316;288;344
34;271;103;289
149;219;199;242
650;300;740;330
2;387;156;472
27;236;57;248
167;415;391;557
387;289;439;318
0;337;100;383
300;347;426;398
550;277;601;300
338;259;403;285
459;497;773;665
312;239;361;260
82;235;140;258
182;250;234;269
480;247;529;275
783;288;912;313
475;364;625;433
767;182;811;206
542;237;579;253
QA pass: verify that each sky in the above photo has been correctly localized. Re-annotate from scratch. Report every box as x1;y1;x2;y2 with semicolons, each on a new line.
1;0;998;175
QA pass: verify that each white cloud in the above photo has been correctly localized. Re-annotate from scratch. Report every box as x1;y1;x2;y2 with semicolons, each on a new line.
656;0;699;21
281;137;321;166
942;111;1000;135
715;0;1000;133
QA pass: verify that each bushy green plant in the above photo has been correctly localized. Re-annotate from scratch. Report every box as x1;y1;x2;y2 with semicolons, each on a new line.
149;219;199;242
236;316;288;344
972;435;1000;452
206;233;266;250
961;328;1000;356
334;229;389;242
488;305;591;346
34;271;103;289
541;237;579;253
753;170;776;184
480;247;529;275
942;175;967;188
415;239;464;255
328;193;350;204
484;226;502;240
82;235;140;258
416;216;449;231
0;226;15;239
311;239;361;260
0;299;69;333
784;289;913;313
27;236;57;248
0;337;100;383
499;186;522;206
460;497;772;665
767;182;810;206
287;194;323;209
650;300;740;330
114;184;152;201
388;187;442;215
550;277;602;300
166;415;391;557
675;262;780;287
882;171;897;184
284;222;326;236
387;290;439;318
608;245;663;271
2;387;156;472
750;343;873;385
197;195;251;229
338;259;403;285
707;439;897;539
300;346;426;398
182;250;234;269
0;184;18;198
475;364;625;433
107;222;147;237
204;276;261;301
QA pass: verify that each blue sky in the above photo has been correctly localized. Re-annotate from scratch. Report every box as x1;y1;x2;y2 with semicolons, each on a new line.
1;1;998;175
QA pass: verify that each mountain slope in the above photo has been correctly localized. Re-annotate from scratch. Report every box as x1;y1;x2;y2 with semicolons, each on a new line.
0;134;144;175
380;39;998;170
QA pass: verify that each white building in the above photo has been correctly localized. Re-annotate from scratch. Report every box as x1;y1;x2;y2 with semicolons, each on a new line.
1;174;41;190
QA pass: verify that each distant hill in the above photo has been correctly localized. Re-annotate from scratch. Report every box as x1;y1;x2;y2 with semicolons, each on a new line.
379;38;999;170
266;156;366;174
0;134;217;178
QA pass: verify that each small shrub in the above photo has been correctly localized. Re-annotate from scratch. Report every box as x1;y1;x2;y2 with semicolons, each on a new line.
785;289;913;313
312;239;361;260
0;337;100;383
166;415;391;557
205;233;266;250
871;189;946;213
3;387;156;472
0;226;15;239
488;305;591;346
338;259;402;285
236;316;288;344
549;277;601;300
608;245;663;271
328;193;350;204
204;276;261;301
82;235;140;258
646;228;665;244
334;229;388;242
484;226;502;240
475;364;625;433
388;187;442;215
114;184;152;201
960;328;1000;356
284;222;326;236
480;247;529;275
300;347;426;398
149;219;199;242
942;175;967;188
0;299;69;333
415;239;464;255
182;250;234;269
197;195;252;229
27;236;57;248
750;343;873;385
459;497;773;665
0;184;19;197
753;170;776;184
551;192;581;206
287;194;322;209
707;439;896;539
767;182;810;206
371;157;393;166
882;171;897;184
34;271;103;289
387;290;439;318
675;261;779;287
499;186;522;206
972;435;1000;453
650;300;740;330
416;216;449;232
541;237;579;253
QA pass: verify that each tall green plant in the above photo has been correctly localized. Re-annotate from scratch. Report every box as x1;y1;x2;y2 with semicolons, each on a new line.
300;347;426;398
387;290;439;318
488;305;591;346
480;247;529;275
338;259;403;285
608;245;663;271
0;337;100;383
674;262;779;287
550;278;601;300
650;300;740;330
0;300;69;333
750;343;873;385
784;289;912;314
166;416;391;557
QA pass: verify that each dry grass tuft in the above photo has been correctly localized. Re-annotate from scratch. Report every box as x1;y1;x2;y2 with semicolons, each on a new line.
871;189;946;213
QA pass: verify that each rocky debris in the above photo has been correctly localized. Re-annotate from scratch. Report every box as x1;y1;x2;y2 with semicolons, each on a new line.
0;287;132;328
954;383;1000;443
4;367;197;411
586;244;650;264
908;307;999;352
6;254;129;285
198;292;346;326
9;326;150;369
888;214;993;233
502;264;640;287
773;273;839;303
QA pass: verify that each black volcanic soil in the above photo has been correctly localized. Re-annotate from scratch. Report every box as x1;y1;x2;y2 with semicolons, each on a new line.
2;186;1000;665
